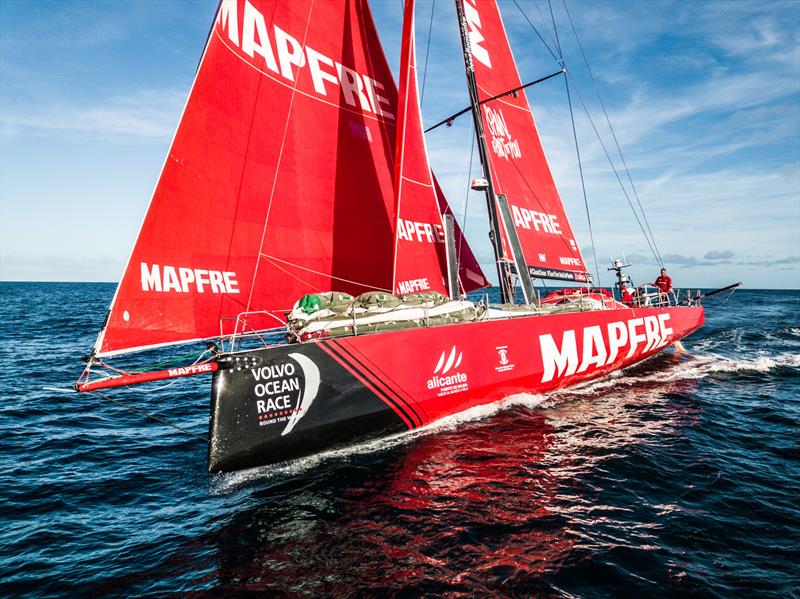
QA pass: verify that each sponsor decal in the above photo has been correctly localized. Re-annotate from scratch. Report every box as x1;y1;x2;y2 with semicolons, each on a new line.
427;345;469;396
483;105;521;160
527;266;589;283
463;0;491;68
559;256;582;267
216;0;394;120
397;278;431;294
495;345;515;373
511;204;562;235
140;262;239;294
397;219;445;244
252;353;320;436
168;364;215;377
539;314;674;383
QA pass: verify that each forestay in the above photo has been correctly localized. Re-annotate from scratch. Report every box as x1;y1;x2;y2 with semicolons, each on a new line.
461;0;589;283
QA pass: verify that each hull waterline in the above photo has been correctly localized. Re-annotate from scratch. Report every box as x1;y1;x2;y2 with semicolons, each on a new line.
208;305;703;473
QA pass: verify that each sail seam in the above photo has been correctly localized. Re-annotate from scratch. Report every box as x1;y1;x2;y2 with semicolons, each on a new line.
400;175;434;187
261;253;393;293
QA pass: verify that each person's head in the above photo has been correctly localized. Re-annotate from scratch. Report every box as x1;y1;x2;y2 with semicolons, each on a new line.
660;268;667;276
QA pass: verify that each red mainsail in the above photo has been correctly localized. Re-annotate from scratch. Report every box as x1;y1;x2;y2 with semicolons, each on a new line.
94;0;486;357
461;0;588;283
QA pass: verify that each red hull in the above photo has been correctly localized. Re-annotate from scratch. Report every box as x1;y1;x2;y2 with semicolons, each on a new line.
323;305;704;425
208;306;703;472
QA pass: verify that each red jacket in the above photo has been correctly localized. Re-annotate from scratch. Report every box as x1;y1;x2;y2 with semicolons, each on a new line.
654;275;672;293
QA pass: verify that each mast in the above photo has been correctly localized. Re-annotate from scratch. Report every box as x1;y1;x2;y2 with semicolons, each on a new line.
454;0;514;304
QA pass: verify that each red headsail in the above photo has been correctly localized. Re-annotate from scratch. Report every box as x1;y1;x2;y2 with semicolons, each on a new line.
94;0;486;357
392;0;489;296
461;0;588;282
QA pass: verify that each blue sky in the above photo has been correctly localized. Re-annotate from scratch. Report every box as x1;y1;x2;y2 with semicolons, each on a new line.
1;0;798;289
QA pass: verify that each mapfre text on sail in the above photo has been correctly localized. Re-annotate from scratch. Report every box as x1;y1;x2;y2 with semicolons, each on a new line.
217;0;394;120
140;263;239;294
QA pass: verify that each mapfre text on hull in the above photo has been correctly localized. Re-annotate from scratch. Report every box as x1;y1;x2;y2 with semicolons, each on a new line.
208;306;703;473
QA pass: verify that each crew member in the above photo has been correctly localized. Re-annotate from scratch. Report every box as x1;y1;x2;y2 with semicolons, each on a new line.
654;268;672;293
620;281;636;306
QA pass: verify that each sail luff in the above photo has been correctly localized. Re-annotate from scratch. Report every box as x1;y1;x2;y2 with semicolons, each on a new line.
390;0;415;293
91;3;222;358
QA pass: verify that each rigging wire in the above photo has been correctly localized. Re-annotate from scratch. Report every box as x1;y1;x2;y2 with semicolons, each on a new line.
511;0;559;61
88;390;209;444
513;0;663;269
546;0;564;61
564;75;601;286
566;74;662;265
546;0;599;284
458;124;477;278
561;0;664;267
261;253;394;293
532;0;560;54
420;0;436;104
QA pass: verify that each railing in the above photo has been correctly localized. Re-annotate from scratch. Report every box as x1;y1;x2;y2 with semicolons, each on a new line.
219;310;292;354
627;284;680;308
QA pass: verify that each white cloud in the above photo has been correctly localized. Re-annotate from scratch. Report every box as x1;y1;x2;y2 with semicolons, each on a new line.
1;88;187;141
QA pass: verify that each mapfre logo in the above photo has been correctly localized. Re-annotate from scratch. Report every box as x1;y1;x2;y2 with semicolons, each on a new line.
427;346;469;396
140;262;239;294
463;0;491;68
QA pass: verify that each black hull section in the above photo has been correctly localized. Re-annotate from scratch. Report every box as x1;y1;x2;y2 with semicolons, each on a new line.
208;344;405;473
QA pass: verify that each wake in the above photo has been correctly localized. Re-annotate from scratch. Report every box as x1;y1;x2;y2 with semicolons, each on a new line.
210;351;798;493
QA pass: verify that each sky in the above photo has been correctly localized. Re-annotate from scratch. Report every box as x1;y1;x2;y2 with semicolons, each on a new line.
1;0;798;289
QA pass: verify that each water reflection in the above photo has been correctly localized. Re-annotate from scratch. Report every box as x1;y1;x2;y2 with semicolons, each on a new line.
199;352;702;593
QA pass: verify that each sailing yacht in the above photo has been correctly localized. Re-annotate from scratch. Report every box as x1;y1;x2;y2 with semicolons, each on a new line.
76;0;705;473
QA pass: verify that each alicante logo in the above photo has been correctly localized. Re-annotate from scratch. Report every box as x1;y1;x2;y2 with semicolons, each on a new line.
250;353;320;436
427;345;469;396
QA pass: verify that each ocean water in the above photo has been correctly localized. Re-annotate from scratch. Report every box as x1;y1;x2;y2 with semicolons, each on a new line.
0;283;798;596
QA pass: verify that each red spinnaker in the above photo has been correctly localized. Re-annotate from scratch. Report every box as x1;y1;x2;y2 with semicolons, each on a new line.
462;0;588;282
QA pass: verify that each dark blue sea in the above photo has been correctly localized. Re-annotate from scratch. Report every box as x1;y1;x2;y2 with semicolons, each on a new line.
1;283;798;596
